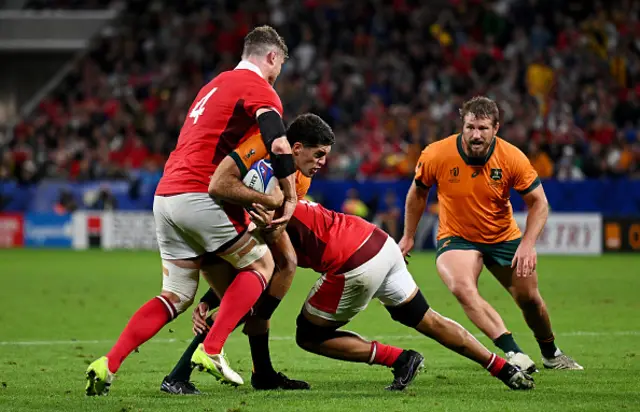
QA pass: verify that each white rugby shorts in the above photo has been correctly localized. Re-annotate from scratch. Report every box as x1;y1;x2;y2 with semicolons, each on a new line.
153;193;249;260
304;230;418;322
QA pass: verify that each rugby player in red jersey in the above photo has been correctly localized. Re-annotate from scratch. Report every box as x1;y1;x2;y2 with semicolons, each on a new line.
247;200;535;391
86;26;301;396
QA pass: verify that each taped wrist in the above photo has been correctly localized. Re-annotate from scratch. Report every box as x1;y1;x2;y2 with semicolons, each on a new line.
271;153;295;178
255;294;282;320
257;110;286;150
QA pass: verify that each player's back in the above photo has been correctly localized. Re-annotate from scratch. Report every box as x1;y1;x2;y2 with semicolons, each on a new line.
287;200;376;274
156;67;283;196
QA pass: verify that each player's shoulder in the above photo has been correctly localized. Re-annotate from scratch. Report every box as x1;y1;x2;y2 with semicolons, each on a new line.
419;134;458;162
295;172;312;200
422;134;457;153
213;69;272;91
293;199;318;220
495;137;528;161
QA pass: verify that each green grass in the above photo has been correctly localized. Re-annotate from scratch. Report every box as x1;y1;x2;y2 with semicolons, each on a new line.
1;249;639;412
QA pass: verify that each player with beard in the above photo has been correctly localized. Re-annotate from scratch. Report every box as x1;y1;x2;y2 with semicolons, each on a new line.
399;96;583;373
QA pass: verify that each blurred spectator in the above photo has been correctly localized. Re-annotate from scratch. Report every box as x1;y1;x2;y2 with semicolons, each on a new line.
341;188;368;219
54;189;78;214
527;141;554;179
84;186;118;210
1;0;638;186
374;191;401;240
556;146;585;181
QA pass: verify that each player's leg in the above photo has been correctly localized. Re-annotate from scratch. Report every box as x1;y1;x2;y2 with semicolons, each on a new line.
161;258;229;394
295;309;423;391
487;247;583;371
191;227;276;386
435;238;526;359
86;195;203;396
241;232;309;390
377;237;533;390
240;315;310;390
296;234;424;391
161;316;213;395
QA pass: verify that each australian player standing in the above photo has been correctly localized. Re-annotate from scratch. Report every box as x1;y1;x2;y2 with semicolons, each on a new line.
399;96;583;373
85;26;300;395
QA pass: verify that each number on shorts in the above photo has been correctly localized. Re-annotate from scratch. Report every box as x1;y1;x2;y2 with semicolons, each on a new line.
189;87;218;124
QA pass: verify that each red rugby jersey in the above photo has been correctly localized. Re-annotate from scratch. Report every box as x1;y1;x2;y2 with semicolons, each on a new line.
287;200;377;274
156;62;283;196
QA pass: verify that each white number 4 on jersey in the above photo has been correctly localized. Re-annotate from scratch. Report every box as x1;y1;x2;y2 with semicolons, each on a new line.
189;87;217;124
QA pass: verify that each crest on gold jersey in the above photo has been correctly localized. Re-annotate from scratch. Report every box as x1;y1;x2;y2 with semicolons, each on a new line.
490;168;503;180
244;149;256;160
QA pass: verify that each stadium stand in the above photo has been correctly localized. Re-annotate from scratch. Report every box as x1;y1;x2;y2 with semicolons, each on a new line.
1;0;638;187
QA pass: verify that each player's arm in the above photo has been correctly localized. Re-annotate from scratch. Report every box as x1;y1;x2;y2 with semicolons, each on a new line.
512;147;548;247
399;149;434;256
511;148;548;276
404;181;430;239
208;155;283;209
256;107;297;224
519;184;549;247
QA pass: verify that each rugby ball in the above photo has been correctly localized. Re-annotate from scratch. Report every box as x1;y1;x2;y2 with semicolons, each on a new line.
243;159;277;194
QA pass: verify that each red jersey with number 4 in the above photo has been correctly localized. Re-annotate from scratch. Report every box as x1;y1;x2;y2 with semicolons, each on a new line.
156;65;283;195
287;200;376;274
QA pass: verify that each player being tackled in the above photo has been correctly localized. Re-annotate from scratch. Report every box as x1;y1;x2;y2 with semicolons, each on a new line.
160;112;334;394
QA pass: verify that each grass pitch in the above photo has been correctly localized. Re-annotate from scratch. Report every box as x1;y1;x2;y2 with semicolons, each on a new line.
0;249;639;412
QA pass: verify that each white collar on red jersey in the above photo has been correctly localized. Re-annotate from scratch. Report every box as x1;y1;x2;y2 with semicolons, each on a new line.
234;60;264;79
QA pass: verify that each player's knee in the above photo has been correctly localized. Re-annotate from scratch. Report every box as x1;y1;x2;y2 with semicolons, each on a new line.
161;260;199;316
250;252;275;283
218;233;272;273
450;283;479;305
295;312;337;350
385;289;430;328
513;288;543;309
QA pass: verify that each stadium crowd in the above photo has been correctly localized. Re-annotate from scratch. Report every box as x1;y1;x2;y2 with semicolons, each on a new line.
1;0;639;187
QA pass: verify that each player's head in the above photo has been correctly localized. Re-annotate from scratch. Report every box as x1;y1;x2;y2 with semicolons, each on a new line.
286;113;335;177
459;96;500;158
242;25;288;86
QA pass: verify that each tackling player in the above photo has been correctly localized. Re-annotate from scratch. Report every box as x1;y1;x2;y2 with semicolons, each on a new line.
399;96;583;372
257;200;533;391
161;113;335;394
85;26;301;395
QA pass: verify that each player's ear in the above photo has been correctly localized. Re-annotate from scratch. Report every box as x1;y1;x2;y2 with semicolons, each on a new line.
291;141;303;156
266;50;277;66
494;122;500;135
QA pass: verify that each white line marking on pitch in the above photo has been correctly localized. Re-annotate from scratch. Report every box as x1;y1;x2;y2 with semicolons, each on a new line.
0;331;638;346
